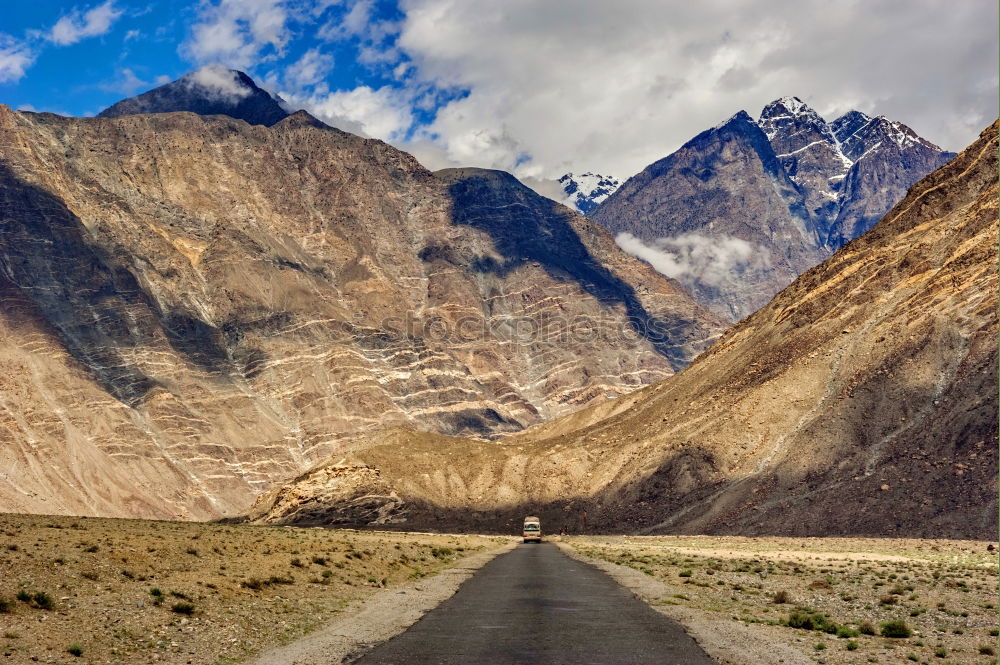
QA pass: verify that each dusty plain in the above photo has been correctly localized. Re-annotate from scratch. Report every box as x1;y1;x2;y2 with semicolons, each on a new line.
0;514;504;664
565;535;999;665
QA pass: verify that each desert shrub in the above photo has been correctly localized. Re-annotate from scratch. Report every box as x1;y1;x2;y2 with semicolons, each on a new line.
787;611;816;630
312;556;327;565
290;558;304;568
979;645;995;656
66;644;83;657
859;620;876;635
880;619;912;638
0;597;12;614
31;592;54;610
846;640;859;651
836;626;859;638
678;569;692;578
170;601;195;615
772;590;791;604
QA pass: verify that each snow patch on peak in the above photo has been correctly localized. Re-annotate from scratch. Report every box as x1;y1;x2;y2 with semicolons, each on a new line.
714;110;752;129
559;172;621;214
776;96;807;115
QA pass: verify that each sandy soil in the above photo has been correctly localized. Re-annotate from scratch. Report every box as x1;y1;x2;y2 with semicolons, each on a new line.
563;535;999;665
0;514;507;664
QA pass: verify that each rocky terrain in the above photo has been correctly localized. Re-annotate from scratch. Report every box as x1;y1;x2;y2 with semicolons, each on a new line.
253;121;997;540
592;97;955;320
0;90;723;520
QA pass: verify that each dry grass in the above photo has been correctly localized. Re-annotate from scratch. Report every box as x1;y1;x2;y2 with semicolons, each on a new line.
568;535;999;665
0;513;502;664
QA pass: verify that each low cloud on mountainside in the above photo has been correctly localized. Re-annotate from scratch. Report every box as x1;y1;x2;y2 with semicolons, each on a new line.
615;231;771;288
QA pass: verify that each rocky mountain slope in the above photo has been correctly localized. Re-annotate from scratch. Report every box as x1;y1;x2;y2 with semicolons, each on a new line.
0;102;723;520
98;66;289;126
558;172;621;214
592;97;954;320
253;121;997;539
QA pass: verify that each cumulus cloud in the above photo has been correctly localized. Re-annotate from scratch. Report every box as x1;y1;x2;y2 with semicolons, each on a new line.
49;1;123;46
615;232;770;288
183;0;291;68
185;64;254;102
281;84;413;139
0;34;34;83
387;0;996;178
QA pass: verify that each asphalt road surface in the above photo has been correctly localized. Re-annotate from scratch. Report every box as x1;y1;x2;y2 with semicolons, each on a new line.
352;542;717;665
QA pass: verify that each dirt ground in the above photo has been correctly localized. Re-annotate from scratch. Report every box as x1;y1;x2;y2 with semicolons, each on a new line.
0;514;505;664
564;535;999;665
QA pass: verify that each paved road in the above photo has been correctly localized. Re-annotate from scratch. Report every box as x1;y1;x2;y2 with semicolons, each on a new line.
352;542;717;665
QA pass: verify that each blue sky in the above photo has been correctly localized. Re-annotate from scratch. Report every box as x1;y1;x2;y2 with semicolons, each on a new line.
1;1;422;118
0;1;997;182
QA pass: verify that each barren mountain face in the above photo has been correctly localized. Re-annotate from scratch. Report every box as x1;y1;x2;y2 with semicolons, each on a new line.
255;122;997;540
0;106;722;520
592;98;955;321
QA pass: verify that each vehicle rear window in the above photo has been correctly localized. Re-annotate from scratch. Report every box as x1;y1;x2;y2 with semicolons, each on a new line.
524;524;540;531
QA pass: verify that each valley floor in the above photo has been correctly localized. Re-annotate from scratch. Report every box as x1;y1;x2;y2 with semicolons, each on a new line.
0;514;504;664
564;535;999;665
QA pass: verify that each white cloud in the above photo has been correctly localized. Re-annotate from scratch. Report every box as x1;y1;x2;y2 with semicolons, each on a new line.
0;34;34;83
99;67;150;95
284;47;334;89
615;232;770;288
185;64;253;102
387;0;997;179
183;0;291;69
49;1;123;46
123;29;140;42
281;84;413;139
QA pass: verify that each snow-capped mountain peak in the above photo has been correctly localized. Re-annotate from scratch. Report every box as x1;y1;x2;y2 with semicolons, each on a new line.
559;172;621;214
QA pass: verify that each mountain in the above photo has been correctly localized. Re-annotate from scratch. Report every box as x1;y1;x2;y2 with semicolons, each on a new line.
558;172;621;214
590;110;827;321
592;97;955;320
97;66;289;126
252;121;997;539
0;99;723;520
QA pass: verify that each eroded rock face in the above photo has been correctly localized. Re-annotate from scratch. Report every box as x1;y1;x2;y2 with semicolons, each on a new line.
593;97;954;321
255;122;997;539
0;106;722;520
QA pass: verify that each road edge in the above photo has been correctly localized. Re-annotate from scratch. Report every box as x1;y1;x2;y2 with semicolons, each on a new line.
245;539;519;665
556;541;813;665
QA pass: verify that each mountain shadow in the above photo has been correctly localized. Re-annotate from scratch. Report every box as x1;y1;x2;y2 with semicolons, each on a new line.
436;167;689;369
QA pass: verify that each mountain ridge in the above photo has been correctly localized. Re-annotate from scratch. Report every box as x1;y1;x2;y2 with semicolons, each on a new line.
251;120;998;539
590;96;955;320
